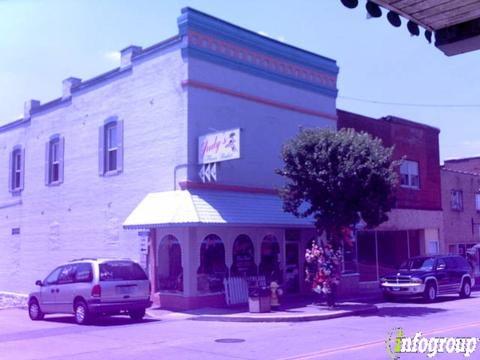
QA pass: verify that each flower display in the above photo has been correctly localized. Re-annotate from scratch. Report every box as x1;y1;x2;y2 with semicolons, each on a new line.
305;240;342;295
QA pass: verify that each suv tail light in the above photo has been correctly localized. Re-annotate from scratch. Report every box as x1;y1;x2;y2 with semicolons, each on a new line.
91;284;102;297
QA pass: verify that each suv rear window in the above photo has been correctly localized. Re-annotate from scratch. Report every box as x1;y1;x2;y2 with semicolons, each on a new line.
99;261;148;281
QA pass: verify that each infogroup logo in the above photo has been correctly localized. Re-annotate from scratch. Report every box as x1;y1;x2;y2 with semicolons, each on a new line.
385;327;479;359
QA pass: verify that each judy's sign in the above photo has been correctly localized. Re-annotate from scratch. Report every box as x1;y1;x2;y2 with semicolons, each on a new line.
198;128;240;164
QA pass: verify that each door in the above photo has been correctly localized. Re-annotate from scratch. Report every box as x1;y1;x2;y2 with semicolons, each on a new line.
435;258;449;294
40;267;62;313
446;257;462;293
285;242;299;293
56;264;79;313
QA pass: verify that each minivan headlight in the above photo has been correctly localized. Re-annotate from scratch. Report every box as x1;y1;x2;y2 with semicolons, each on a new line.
411;277;423;284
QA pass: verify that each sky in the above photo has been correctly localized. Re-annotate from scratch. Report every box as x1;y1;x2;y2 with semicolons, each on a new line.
1;0;479;162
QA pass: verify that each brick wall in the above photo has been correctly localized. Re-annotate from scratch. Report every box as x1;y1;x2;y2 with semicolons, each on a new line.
337;110;442;211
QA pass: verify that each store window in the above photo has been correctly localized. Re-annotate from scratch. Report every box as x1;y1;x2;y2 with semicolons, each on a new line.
231;234;256;277
197;234;227;293
340;226;357;273
157;235;183;292
451;190;463;211
259;235;281;283
400;160;420;189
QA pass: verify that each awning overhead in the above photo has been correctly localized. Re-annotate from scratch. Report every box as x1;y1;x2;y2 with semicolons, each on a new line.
372;0;480;31
123;190;314;229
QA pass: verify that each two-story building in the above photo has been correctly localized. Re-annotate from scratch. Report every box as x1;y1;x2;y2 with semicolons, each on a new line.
0;8;340;309
442;158;480;276
337;110;443;290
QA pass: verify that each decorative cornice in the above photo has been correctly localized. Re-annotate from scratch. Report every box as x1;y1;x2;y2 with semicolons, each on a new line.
184;30;337;97
178;7;338;75
182;79;338;121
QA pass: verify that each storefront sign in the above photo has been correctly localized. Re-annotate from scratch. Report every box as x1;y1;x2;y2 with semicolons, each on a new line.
198;128;240;164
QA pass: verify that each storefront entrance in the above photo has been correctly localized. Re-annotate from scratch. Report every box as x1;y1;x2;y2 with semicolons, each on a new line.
285;242;300;293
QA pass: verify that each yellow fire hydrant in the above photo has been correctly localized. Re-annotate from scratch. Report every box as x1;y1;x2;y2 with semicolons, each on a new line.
270;281;283;310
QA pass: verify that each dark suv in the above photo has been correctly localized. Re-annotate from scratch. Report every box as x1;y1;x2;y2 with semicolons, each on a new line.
380;255;475;302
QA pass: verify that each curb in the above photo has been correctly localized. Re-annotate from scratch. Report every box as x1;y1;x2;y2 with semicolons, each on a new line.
185;304;378;323
0;292;28;310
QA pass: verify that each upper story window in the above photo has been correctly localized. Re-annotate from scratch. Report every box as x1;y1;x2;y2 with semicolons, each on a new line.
9;146;24;194
475;193;480;211
45;135;64;185
451;190;463;211
400;160;419;189
99;117;123;176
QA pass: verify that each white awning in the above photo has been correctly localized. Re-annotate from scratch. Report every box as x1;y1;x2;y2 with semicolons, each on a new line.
123;189;314;229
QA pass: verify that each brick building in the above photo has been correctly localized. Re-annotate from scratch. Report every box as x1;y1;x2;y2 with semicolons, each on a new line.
442;159;480;276
337;110;443;286
0;8;339;309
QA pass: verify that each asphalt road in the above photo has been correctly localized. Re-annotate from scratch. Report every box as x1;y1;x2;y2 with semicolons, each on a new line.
1;293;480;360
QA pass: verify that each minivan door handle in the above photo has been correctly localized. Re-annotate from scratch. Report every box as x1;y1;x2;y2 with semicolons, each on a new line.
51;289;55;293
56;288;59;293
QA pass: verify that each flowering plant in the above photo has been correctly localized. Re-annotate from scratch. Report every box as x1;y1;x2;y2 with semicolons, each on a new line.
305;241;342;294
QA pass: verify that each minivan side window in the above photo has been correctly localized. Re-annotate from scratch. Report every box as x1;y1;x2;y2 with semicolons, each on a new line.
44;267;62;285
57;264;77;284
75;263;93;283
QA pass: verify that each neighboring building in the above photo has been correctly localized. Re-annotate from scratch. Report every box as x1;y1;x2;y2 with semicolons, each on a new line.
442;160;480;276
0;8;339;309
337;110;443;286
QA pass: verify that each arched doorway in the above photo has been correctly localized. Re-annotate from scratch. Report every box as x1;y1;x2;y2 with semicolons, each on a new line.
157;235;183;292
231;234;256;276
197;234;228;293
259;235;281;283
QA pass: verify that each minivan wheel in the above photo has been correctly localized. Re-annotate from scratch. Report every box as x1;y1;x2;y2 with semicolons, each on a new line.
460;280;471;298
424;282;437;302
74;301;90;325
28;299;44;321
129;308;146;321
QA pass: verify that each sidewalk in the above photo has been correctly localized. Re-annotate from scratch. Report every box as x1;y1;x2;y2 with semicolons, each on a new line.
146;295;378;323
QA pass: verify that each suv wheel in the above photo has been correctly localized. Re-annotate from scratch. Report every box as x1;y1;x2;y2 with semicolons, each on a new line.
28;299;44;321
129;308;146;321
424;282;437;302
460;279;472;298
74;300;91;325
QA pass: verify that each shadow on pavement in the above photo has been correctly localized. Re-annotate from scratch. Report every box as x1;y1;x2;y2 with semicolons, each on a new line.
44;315;159;327
371;306;447;318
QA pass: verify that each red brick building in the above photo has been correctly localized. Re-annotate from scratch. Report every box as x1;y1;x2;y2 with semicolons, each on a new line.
337;110;443;286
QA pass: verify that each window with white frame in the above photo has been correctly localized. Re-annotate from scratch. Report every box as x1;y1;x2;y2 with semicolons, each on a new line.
475;193;480;211
46;136;64;185
9;147;24;193
106;123;117;172
451;190;463;211
400;160;419;189
99;117;123;176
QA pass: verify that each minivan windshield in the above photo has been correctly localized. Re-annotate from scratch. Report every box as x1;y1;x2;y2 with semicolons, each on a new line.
399;257;435;271
99;261;148;281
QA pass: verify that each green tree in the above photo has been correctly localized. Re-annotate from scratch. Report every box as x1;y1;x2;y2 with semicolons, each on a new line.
277;127;398;246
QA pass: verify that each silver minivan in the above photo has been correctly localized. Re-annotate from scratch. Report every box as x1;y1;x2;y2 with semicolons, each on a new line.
28;258;152;324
